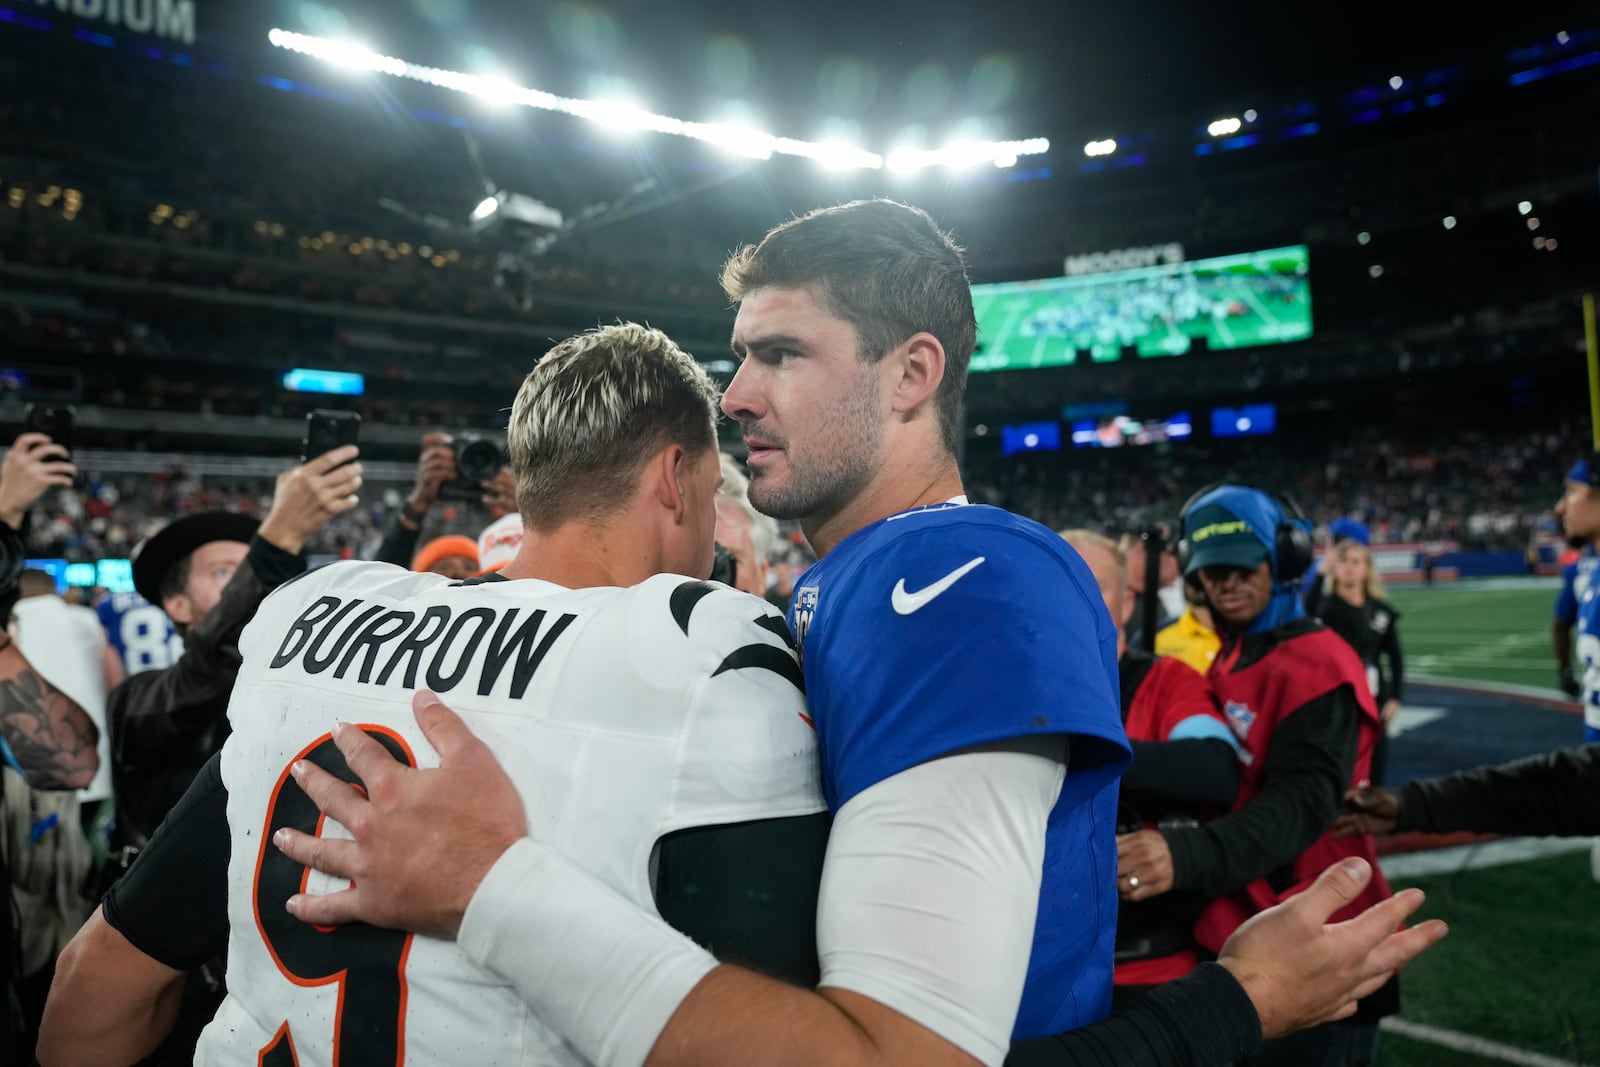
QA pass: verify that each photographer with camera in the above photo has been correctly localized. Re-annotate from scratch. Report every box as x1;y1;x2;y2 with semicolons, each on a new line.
109;445;364;843
375;431;513;568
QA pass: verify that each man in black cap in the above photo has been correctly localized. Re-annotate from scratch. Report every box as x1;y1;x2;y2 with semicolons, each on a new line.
109;444;363;845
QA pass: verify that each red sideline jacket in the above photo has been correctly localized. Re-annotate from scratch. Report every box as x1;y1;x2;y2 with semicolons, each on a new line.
1194;623;1390;953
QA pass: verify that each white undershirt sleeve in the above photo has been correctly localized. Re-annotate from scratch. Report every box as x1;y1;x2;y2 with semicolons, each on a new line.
459;838;718;1067
816;737;1067;1067
456;737;1065;1067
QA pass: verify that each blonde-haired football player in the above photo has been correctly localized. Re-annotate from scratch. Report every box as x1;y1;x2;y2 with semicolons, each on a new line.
40;324;825;1067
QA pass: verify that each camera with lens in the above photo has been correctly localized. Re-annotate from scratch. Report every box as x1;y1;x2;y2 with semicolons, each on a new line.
440;434;505;502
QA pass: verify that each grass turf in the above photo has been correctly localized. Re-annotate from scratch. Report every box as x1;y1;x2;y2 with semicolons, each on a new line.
1382;850;1600;1065
1313;581;1591;1065
1388;584;1560;690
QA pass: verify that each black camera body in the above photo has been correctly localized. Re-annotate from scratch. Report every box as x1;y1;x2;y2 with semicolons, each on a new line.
440;434;505;502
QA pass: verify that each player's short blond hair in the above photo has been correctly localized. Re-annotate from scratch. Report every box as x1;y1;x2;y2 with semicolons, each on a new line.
508;323;720;532
1060;529;1127;593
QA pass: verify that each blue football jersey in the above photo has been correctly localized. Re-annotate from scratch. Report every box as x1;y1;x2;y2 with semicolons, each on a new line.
788;501;1131;1038
1573;554;1600;743
1555;550;1597;625
97;591;184;676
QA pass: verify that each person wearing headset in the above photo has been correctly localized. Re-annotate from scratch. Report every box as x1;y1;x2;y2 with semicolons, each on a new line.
1114;484;1394;1067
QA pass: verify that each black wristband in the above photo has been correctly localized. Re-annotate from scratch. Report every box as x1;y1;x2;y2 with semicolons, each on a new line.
402;501;429;525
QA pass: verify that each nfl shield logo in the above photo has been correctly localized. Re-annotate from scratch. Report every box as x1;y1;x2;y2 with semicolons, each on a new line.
793;586;819;663
1224;700;1256;741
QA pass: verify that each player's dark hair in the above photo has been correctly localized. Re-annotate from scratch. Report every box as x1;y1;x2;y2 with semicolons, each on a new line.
157;550;195;603
721;199;976;457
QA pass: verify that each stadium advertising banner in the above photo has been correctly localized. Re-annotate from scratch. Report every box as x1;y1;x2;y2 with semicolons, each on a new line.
971;245;1312;371
36;0;197;46
1064;243;1186;276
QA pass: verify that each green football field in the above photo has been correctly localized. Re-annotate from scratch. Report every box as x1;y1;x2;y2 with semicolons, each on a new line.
1341;580;1596;1067
969;246;1312;371
1382;851;1600;1067
1388;581;1560;690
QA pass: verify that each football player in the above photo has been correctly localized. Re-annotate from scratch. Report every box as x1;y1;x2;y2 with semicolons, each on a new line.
38;324;826;1066
266;202;1444;1067
1556;457;1600;744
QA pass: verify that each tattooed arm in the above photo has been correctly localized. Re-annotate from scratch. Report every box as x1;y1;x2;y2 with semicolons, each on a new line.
0;633;99;790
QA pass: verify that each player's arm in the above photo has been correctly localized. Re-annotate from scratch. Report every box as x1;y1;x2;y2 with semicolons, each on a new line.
35;907;187;1067
1553;619;1575;671
278;697;1446;1067
1553;568;1578;682
1391;742;1600;837
1379;610;1404;707
654;814;829;987
1161;688;1358;899
38;752;231;1066
280;703;1060;1067
0;631;98;790
1121;659;1239;807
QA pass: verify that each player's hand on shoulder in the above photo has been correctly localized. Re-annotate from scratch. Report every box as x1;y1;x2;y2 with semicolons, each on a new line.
274;690;526;940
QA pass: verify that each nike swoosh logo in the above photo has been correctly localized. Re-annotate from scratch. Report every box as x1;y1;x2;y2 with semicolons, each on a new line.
891;557;986;615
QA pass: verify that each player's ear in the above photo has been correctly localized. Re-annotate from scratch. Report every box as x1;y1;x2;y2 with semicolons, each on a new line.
653;443;690;522
888;331;946;418
163;591;193;627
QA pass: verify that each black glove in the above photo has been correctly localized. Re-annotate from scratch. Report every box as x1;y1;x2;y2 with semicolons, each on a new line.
1558;667;1581;699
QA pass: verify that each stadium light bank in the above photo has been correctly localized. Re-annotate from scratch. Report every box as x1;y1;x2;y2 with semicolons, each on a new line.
266;29;1050;173
1083;139;1117;157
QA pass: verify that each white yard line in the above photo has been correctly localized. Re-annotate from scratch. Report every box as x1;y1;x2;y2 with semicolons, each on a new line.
1381;1017;1581;1067
1380;836;1596;880
1237;285;1282;328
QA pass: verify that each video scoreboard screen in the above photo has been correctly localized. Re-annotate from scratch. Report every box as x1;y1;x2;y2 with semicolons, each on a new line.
970;245;1312;372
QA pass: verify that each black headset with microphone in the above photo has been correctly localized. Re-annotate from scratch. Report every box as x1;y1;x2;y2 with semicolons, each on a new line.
1174;482;1314;582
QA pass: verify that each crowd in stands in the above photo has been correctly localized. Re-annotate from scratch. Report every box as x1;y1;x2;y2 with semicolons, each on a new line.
967;421;1586;550
17;418;1583;575
22;466;480;565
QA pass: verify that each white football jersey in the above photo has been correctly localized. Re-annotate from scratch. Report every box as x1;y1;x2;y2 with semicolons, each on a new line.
198;561;822;1067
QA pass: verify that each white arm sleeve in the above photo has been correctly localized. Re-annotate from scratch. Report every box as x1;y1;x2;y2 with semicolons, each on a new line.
458;738;1064;1067
460;837;718;1067
816;737;1066;1067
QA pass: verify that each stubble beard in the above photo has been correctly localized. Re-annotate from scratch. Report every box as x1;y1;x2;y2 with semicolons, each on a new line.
745;374;883;522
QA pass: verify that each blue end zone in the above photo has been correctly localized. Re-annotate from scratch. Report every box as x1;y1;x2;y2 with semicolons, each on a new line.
1386;679;1583;785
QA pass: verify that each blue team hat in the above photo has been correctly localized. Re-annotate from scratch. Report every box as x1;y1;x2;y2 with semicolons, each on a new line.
1328;518;1370;545
1567;456;1600;487
1182;495;1272;574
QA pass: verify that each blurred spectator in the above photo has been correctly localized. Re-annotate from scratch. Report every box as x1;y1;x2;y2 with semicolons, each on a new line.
110;446;362;843
1302;519;1371;616
1121;527;1183;648
6;568;115;1047
1060;530;1239;1003
477;513;524;575
374;432;459;567
97;589;184;679
11;569;118;807
1552;538;1594;701
412;535;479;580
715;453;779;599
1156;574;1222;676
0;454;99;1062
1311;541;1405;784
